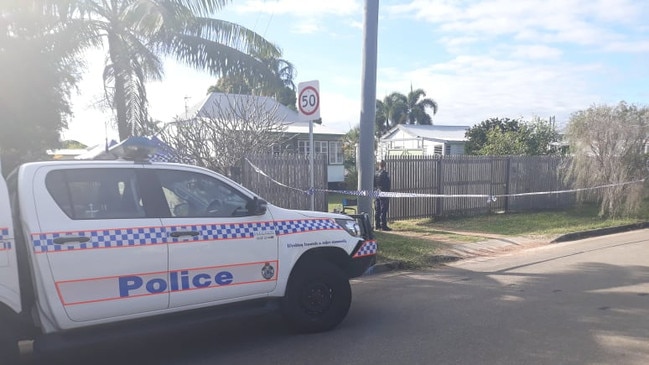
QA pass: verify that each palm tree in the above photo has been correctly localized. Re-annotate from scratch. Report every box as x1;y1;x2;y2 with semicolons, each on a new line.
207;56;297;109
50;0;283;140
375;92;408;136
406;87;438;125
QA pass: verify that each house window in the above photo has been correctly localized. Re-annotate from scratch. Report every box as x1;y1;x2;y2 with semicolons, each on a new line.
329;141;343;165
433;145;442;155
445;144;451;155
298;140;329;157
315;141;328;156
298;140;310;154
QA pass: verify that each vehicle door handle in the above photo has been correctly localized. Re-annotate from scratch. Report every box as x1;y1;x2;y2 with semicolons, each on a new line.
53;236;91;245
170;231;200;238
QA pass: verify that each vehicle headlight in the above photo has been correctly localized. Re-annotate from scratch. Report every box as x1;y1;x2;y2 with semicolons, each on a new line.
335;218;362;237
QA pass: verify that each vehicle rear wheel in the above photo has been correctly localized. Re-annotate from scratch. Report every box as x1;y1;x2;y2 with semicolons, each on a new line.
280;260;351;333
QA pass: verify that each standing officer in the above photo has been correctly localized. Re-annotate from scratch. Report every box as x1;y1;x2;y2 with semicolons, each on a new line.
374;160;392;231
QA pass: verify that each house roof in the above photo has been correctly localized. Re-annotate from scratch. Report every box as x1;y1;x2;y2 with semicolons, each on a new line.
381;124;470;142
186;93;344;136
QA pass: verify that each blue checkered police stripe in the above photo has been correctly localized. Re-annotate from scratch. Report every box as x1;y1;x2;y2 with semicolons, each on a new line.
353;240;377;258
274;219;340;235
32;227;167;253
0;227;8;238
167;221;276;242
31;219;342;253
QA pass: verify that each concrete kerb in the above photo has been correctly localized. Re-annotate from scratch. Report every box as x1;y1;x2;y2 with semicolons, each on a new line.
550;222;649;243
366;222;649;275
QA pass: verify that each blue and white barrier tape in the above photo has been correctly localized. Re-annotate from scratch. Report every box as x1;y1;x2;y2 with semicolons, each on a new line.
245;159;646;201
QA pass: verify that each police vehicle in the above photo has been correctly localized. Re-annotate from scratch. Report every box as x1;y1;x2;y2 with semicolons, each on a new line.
0;139;376;362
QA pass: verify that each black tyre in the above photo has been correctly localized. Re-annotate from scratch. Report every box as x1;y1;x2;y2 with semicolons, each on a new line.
281;260;352;333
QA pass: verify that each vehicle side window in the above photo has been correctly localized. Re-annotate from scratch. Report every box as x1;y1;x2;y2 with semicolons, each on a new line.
45;169;146;220
155;170;252;218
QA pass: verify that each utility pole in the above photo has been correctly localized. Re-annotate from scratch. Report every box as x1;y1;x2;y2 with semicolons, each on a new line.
358;0;379;216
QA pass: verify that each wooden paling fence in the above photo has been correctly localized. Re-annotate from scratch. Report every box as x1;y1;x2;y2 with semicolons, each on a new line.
388;155;574;220
231;153;573;219
234;153;328;211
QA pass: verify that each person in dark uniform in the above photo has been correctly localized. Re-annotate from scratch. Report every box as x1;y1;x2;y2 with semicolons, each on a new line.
374;160;392;231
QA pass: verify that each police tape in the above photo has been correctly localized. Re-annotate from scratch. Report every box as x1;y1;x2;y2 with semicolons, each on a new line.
245;159;647;201
245;158;308;194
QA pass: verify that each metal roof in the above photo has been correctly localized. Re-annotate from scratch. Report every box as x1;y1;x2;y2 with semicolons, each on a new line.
187;93;344;136
382;124;470;142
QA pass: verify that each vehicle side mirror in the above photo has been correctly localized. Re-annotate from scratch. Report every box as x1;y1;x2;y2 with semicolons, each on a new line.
246;197;267;215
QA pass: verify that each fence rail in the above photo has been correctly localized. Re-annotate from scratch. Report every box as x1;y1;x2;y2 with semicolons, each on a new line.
388;155;573;220
234;153;328;211
231;154;573;219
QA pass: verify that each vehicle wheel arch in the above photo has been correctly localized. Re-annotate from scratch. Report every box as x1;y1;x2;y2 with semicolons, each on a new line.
290;247;351;278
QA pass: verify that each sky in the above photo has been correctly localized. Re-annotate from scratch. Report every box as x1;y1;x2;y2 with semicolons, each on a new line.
63;0;649;147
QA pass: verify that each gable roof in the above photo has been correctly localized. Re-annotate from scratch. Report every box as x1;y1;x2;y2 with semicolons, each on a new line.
381;124;470;142
186;93;344;136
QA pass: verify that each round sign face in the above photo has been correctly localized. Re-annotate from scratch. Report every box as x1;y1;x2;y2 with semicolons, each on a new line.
298;86;320;116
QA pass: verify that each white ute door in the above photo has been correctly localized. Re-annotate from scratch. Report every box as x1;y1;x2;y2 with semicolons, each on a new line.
151;167;279;308
0;171;20;313
29;165;168;324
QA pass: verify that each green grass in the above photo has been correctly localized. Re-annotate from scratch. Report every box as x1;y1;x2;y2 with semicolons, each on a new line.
375;231;447;269
327;192;358;213
408;203;649;236
328;194;649;269
375;201;649;269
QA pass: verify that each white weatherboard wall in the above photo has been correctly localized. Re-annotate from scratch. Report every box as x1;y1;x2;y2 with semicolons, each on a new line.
378;125;470;157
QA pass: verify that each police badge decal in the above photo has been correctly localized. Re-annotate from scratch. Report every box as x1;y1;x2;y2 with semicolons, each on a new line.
261;263;275;280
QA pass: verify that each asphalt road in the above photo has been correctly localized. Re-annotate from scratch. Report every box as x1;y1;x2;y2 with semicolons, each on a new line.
38;229;649;365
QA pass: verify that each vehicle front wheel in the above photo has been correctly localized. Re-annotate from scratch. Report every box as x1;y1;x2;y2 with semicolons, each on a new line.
280;260;352;333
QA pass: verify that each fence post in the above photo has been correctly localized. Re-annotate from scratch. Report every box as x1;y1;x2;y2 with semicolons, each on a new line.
504;157;511;213
435;157;443;217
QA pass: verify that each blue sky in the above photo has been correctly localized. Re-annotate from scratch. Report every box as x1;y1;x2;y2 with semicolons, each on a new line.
64;0;649;146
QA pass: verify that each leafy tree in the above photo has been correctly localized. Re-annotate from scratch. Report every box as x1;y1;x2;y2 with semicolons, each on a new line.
467;117;560;156
565;102;649;218
477;129;527;155
158;94;288;175
405;87;438;125
46;0;283;141
465;118;523;155
342;126;360;189
0;1;82;174
519;117;561;155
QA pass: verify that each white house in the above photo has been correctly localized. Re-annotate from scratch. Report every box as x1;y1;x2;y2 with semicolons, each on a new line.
184;93;347;185
377;124;470;158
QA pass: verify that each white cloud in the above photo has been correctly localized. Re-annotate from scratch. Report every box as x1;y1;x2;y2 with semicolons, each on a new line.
232;0;363;35
232;0;362;18
508;45;563;60
387;0;649;50
63;0;649;146
376;55;601;125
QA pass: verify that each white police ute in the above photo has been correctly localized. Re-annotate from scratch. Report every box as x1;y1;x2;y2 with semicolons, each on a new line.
0;139;376;362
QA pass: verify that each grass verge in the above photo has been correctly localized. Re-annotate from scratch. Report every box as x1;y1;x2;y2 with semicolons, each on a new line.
376;202;649;269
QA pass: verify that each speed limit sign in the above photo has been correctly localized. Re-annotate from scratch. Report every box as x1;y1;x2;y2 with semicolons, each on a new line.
298;80;320;121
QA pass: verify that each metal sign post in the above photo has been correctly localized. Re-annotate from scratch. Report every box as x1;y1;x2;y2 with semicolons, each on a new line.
298;81;321;211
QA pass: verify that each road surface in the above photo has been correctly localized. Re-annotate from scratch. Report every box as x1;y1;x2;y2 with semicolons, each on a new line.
39;229;649;365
